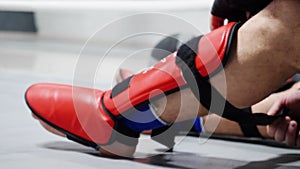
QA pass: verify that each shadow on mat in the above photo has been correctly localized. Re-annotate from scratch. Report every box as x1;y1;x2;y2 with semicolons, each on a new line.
234;154;300;169
41;141;300;169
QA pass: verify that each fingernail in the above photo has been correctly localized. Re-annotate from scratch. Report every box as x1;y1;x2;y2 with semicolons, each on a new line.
290;123;296;128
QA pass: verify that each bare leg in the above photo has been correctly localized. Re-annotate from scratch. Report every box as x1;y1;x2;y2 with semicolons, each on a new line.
32;82;300;157
204;82;300;137
34;82;300;156
215;0;300;108
157;0;300;123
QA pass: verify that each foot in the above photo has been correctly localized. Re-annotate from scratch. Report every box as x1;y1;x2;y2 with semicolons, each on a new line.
32;113;65;137
32;109;136;157
26;83;136;157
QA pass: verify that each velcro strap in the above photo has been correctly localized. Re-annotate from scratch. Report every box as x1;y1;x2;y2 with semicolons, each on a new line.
151;126;176;151
238;107;262;138
101;95;140;146
114;122;140;146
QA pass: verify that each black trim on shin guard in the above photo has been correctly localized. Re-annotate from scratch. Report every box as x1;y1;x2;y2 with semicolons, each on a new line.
111;76;134;98
101;94;140;146
114;122;140;146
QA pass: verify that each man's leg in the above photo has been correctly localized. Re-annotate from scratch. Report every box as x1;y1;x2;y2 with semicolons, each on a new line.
32;82;300;156
26;0;299;156
157;0;300;124
215;0;300;107
204;81;300;138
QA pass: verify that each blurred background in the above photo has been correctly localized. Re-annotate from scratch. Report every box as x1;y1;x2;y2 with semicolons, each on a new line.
0;0;213;83
0;2;214;166
2;2;300;169
0;2;219;168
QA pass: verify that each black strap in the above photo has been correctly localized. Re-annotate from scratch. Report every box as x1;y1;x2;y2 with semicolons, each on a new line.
101;94;140;146
151;119;197;151
151;126;176;151
193;70;287;126
176;22;290;126
238;107;262;137
114;122;140;146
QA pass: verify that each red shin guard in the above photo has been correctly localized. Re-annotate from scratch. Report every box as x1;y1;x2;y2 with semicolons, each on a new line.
25;53;186;148
25;22;245;149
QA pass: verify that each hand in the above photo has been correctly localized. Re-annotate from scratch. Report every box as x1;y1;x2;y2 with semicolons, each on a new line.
267;90;300;147
210;0;272;30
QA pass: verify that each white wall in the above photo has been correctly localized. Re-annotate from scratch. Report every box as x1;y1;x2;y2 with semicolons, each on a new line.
3;0;214;46
0;0;214;47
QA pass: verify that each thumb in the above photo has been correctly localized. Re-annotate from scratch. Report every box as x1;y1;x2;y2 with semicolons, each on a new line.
267;98;286;116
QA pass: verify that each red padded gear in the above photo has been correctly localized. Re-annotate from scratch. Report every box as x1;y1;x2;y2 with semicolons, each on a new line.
26;83;115;145
25;24;235;146
103;53;186;116
210;15;225;30
25;54;187;146
195;22;235;77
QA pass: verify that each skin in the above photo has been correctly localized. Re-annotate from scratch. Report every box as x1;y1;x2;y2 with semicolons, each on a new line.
32;0;300;157
266;89;300;147
204;82;300;138
159;0;300;124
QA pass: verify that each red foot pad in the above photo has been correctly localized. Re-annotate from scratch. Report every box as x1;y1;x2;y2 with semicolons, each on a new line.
25;83;115;148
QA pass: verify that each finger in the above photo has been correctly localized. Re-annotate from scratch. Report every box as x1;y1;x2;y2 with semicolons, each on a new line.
267;118;282;138
210;15;225;30
274;116;291;142
285;120;298;147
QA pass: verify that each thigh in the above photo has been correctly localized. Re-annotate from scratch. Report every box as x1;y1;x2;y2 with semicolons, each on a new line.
210;0;300;108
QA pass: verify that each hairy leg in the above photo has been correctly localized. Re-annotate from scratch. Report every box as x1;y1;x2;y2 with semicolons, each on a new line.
157;0;300;123
215;0;300;108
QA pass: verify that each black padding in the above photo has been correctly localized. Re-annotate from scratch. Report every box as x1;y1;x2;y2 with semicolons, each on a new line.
227;0;272;14
211;0;247;22
114;122;140;146
211;0;272;21
111;76;133;98
101;95;140;146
